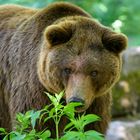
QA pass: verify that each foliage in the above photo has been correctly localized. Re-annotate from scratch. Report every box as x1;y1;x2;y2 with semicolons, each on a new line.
0;91;104;140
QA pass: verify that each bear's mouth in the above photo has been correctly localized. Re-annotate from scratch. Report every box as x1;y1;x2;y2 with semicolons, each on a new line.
75;107;86;113
61;98;88;113
66;96;88;112
74;105;89;113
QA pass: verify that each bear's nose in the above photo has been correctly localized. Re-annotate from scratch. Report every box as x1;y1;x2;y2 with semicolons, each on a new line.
68;97;85;106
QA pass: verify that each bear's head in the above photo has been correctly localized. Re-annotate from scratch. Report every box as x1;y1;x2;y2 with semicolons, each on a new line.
38;16;127;112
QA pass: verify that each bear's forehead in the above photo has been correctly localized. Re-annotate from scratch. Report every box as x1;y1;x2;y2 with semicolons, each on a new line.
71;25;103;49
66;18;105;43
70;17;105;33
58;16;106;34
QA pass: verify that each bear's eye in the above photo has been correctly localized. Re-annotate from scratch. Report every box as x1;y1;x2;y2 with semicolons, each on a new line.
91;70;98;77
63;68;72;75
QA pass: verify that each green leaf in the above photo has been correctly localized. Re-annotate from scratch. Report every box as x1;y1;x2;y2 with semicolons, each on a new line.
64;122;74;131
64;114;101;132
28;129;36;136
39;112;48;124
16;113;24;123
45;92;57;106
55;91;64;103
44;116;52;123
24;129;37;140
68;118;81;131
0;128;7;134
30;110;41;129
38;130;51;139
64;102;81;119
39;104;53;123
3;135;9;140
84;130;105;140
81;114;100;128
60;131;81;140
9;131;26;140
15;112;31;131
56;103;63;110
62;130;104;140
49;108;55;118
42;104;52;112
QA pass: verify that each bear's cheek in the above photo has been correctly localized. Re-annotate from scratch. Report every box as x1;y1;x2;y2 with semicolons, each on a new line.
45;64;64;93
94;68;119;96
39;52;65;93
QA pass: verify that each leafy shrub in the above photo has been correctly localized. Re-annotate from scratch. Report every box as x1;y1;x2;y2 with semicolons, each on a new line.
0;91;105;140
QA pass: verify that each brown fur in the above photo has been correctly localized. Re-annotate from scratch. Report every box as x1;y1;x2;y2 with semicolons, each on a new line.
0;2;127;137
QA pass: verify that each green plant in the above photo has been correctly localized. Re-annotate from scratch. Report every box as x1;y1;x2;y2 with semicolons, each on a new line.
0;91;105;140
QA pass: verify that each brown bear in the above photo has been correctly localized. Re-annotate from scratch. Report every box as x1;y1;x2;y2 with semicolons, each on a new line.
0;2;127;137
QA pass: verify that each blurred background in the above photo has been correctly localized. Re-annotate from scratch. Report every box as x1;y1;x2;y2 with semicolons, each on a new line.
0;0;140;47
0;0;140;139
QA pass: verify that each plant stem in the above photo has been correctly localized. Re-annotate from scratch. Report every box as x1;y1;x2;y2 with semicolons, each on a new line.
55;107;59;140
56;121;59;140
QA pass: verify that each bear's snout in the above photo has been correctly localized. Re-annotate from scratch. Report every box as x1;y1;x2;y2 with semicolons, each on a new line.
68;97;85;105
65;73;95;112
68;97;84;104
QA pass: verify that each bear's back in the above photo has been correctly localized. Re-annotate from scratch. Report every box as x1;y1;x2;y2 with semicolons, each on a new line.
0;5;39;98
0;5;37;30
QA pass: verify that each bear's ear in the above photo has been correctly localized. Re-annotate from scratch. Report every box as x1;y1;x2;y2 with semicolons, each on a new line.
102;32;128;53
45;24;72;46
